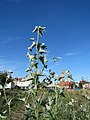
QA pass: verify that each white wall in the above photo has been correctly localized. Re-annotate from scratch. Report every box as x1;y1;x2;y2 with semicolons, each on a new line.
16;80;32;88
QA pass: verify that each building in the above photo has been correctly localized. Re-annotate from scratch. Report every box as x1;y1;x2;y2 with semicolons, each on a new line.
13;77;33;89
58;81;74;89
83;83;90;89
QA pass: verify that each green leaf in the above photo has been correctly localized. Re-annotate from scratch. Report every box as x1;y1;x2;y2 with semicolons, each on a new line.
0;114;7;119
7;99;11;106
28;41;36;51
18;97;26;102
46;104;50;111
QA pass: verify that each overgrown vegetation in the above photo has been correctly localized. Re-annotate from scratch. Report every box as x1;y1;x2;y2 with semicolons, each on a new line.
0;26;90;120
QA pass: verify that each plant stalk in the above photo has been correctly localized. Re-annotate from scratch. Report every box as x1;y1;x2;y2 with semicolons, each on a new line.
34;29;40;120
2;86;11;117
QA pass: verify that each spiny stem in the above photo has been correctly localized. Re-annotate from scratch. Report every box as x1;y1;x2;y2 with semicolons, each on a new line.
54;85;58;119
34;30;40;120
2;86;11;117
34;75;39;120
3;86;8;103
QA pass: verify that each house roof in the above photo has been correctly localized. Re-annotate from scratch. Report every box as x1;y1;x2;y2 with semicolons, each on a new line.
15;77;24;81
58;81;73;86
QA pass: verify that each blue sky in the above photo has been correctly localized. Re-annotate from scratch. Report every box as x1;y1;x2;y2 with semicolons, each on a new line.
0;0;90;81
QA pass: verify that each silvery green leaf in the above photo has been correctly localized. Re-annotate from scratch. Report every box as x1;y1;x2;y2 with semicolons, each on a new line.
22;74;33;81
36;70;45;76
41;42;47;49
60;88;64;94
56;72;64;80
0;114;7;119
25;67;32;72
33;85;37;90
49;74;54;79
65;70;70;74
40;99;48;107
39;56;44;65
48;97;53;106
28;84;33;89
83;108;87;112
25;103;30;109
32;26;38;33
2;111;7;114
7;99;11;106
46;104;50;111
53;56;61;62
27;87;35;95
65;70;73;80
30;61;38;68
36;98;41;104
59;88;65;97
87;96;90;100
68;102;73;105
34;62;38;69
30;38;34;41
39;55;48;68
39;48;47;54
68;74;73;80
39;56;47;69
44;55;48;63
38;26;46;31
28;42;36;51
38;26;46;37
85;95;90;100
18;97;26;102
71;98;74;103
26;53;35;61
6;74;11;81
49;70;55;75
30;61;35;67
80;105;83;108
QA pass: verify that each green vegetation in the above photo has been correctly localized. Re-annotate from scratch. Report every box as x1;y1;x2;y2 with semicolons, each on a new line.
0;89;90;120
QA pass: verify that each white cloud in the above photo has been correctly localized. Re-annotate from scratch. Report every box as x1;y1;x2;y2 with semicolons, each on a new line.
0;37;21;45
63;52;79;57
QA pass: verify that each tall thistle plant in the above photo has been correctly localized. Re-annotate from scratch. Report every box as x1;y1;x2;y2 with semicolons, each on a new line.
42;69;74;120
0;71;13;119
23;26;74;120
42;69;63;120
24;26;48;120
